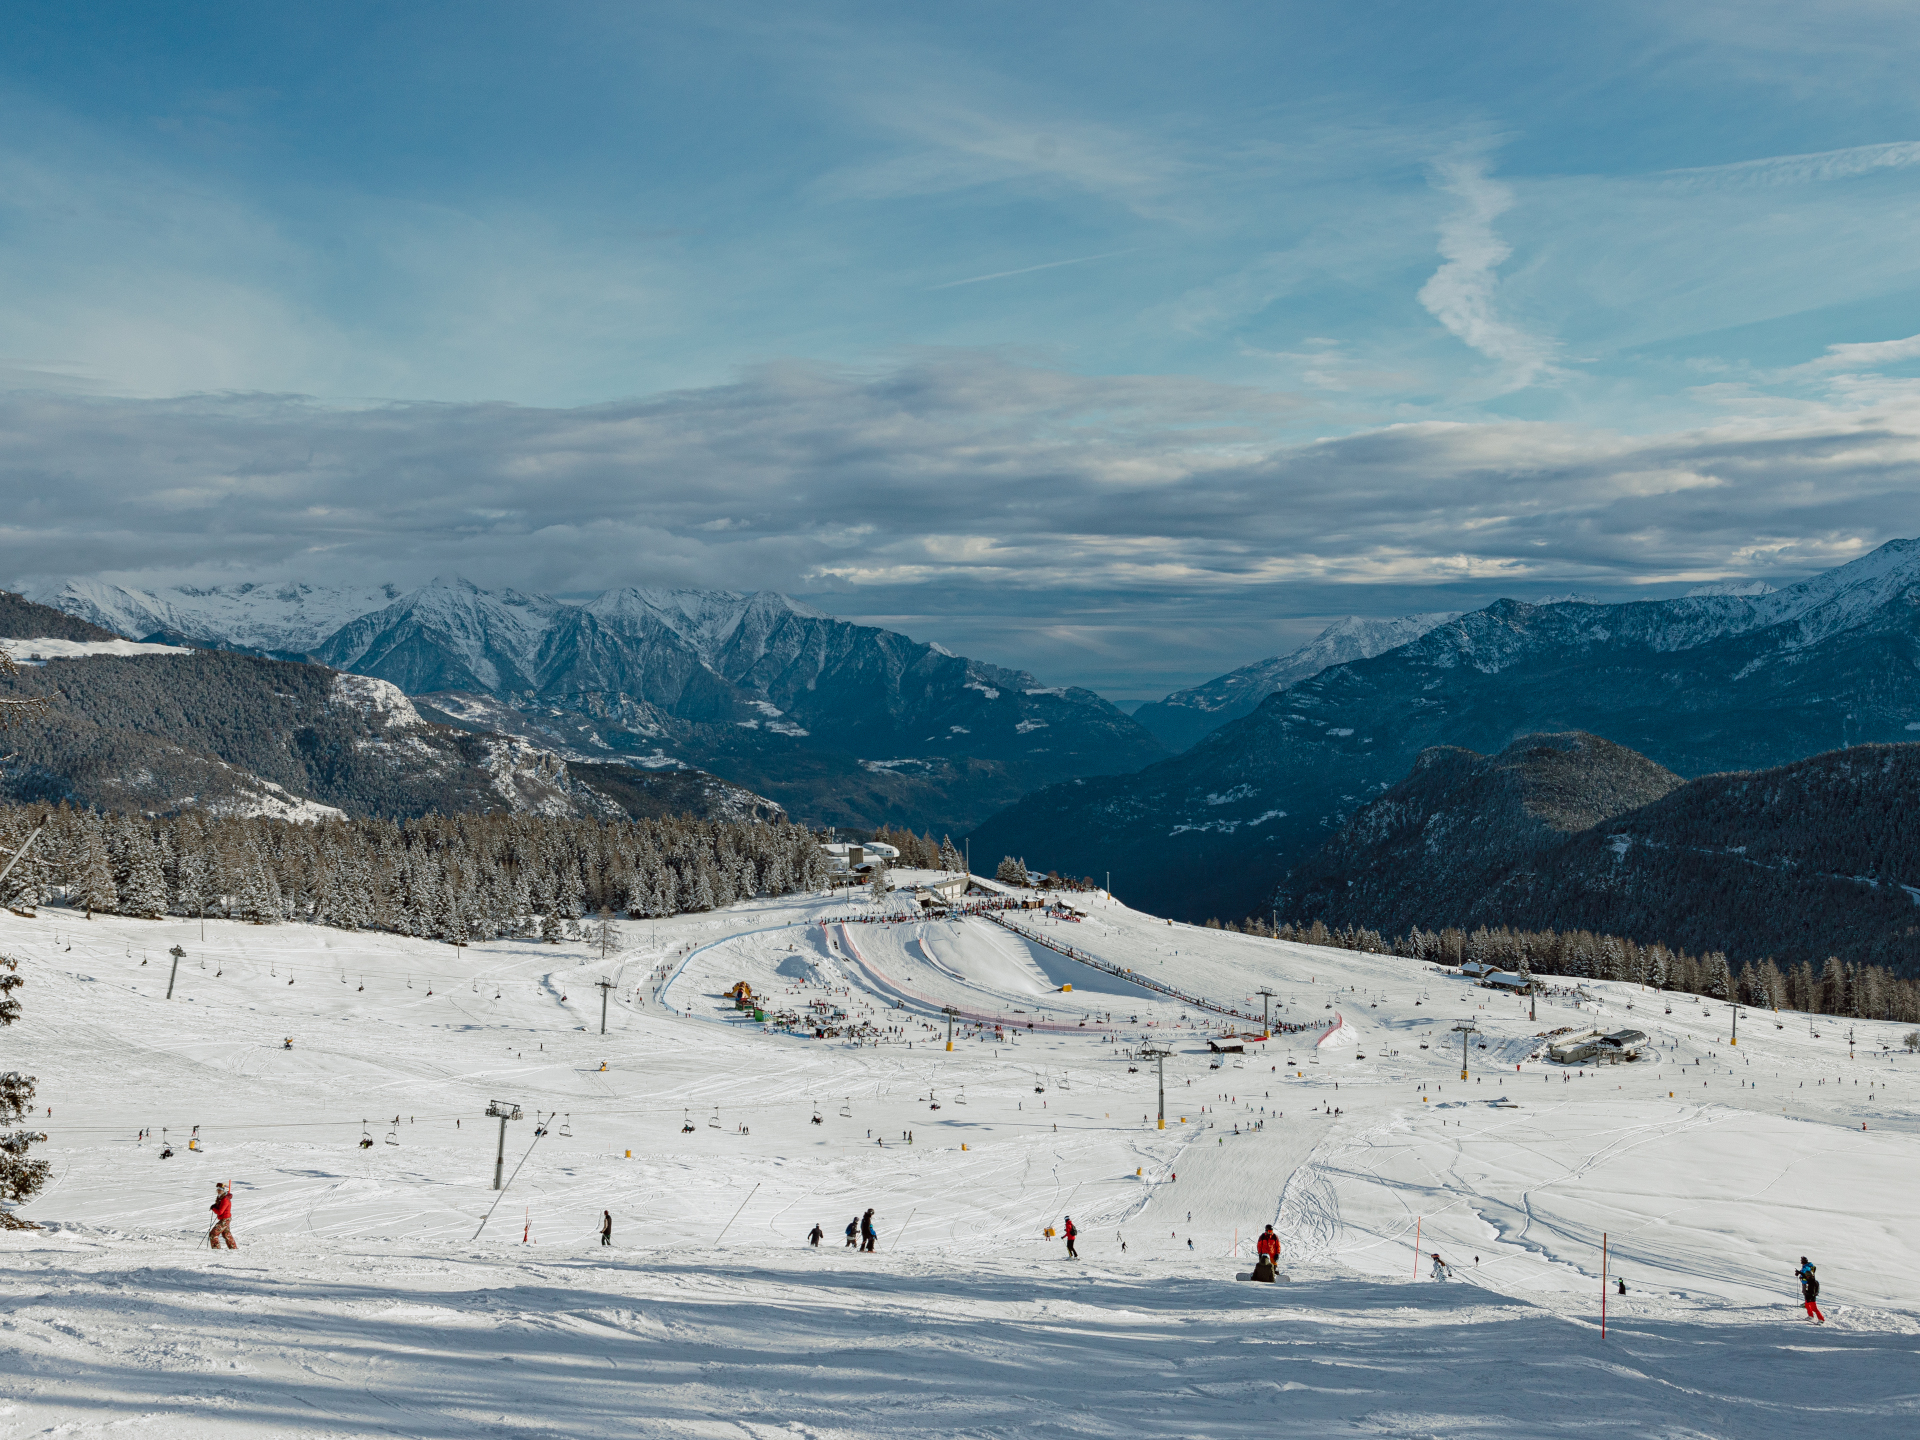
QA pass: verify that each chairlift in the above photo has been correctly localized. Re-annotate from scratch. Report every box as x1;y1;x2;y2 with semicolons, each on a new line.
559;1114;572;1138
357;976;364;992
385;1118;400;1147
811;1103;824;1125
839;1098;853;1118
708;1108;722;1130
359;1120;374;1150
494;987;502;1000
954;1088;967;1106
681;1109;696;1133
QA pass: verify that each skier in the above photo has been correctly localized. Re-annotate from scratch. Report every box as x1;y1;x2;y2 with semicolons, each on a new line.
1429;1252;1450;1281
861;1208;877;1253
601;1210;613;1247
1257;1225;1281;1266
845;1218;859;1248
208;1182;237;1250
808;1223;824;1248
1799;1259;1824;1323
1063;1215;1078;1259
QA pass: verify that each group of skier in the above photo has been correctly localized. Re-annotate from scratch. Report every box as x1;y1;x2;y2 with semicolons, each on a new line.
805;1208;880;1251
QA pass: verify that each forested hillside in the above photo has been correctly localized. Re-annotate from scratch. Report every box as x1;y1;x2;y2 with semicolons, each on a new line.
0;804;829;938
1280;737;1920;974
0;650;772;824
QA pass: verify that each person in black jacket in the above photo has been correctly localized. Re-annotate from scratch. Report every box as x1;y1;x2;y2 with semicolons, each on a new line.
845;1217;859;1247
1798;1258;1824;1323
861;1208;877;1253
808;1223;824;1247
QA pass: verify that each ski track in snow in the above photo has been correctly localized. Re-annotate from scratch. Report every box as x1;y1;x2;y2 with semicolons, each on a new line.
2;892;1917;1436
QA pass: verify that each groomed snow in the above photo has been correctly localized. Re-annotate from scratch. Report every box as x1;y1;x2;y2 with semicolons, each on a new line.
3;636;195;661
3;887;1915;1436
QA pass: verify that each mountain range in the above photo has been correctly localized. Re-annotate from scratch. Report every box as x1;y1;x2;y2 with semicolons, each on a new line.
1279;731;1920;974
1130;612;1461;752
30;576;1167;836
968;538;1920;922
0;592;775;825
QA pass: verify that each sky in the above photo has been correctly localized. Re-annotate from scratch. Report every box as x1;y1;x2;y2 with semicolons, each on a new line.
3;1;1920;702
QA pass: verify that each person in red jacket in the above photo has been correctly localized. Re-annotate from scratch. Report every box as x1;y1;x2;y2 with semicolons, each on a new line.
208;1182;237;1250
1063;1215;1078;1259
1257;1226;1281;1262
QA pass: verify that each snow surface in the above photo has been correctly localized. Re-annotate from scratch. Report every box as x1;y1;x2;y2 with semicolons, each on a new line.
3;890;1915;1436
28;579;404;653
1;636;195;661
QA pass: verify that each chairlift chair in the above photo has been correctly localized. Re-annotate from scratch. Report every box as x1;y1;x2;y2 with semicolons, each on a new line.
385;1120;400;1146
559;1114;572;1138
839;1098;853;1118
359;1120;374;1149
681;1109;695;1133
708;1108;722;1130
954;1088;967;1105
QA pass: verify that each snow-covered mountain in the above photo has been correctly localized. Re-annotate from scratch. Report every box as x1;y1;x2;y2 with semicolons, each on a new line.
29;578;405;655
1131;612;1461;752
971;536;1920;925
32;573;1166;835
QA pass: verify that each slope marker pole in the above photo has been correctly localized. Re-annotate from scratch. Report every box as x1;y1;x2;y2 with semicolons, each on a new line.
714;1183;760;1248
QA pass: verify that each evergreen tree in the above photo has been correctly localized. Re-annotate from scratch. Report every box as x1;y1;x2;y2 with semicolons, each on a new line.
71;822;117;919
995;855;1026;887
0;953;50;1220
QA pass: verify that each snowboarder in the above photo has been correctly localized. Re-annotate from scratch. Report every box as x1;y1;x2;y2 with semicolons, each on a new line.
1429;1252;1450;1281
208;1182;236;1250
808;1223;824;1248
1799;1259;1824;1323
1257;1226;1281;1265
601;1210;613;1247
1063;1216;1078;1259
844;1218;859;1248
861;1208;877;1253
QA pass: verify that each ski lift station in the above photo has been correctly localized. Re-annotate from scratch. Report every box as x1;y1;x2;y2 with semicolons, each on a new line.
1547;1028;1649;1064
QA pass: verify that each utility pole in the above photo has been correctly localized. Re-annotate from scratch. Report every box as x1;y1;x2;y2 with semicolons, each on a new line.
1452;1020;1479;1082
597;977;614;1035
1729;1002;1741;1047
486;1100;522;1189
1142;1045;1170;1130
943;1005;958;1052
166;945;185;1000
1257;988;1275;1039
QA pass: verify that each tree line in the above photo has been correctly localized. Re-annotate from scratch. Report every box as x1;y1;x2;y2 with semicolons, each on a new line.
1213;915;1920;1024
0;803;832;941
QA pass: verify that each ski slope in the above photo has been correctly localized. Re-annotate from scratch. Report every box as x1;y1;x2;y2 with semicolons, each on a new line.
3;885;1916;1437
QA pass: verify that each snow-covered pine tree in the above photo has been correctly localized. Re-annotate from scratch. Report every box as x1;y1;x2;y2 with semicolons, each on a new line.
71;819;118;919
114;823;169;919
939;836;962;873
995;855;1026;887
0;953;50;1225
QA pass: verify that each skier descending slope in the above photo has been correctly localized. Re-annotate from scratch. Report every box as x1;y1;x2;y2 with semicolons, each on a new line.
1429;1252;1450;1281
1063;1216;1078;1259
808;1223;824;1248
1798;1259;1825;1323
207;1182;236;1250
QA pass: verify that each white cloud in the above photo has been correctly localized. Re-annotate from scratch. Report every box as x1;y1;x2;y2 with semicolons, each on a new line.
1416;157;1559;388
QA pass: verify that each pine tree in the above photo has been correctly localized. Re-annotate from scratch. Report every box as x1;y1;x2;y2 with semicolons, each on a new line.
115;825;169;919
0;953;50;1222
71;822;117;919
939;836;962;873
995;855;1026;887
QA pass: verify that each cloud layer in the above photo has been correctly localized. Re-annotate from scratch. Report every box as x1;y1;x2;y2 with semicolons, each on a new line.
6;354;1918;699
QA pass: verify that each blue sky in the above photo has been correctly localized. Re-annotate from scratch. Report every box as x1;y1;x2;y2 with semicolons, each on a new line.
5;2;1920;700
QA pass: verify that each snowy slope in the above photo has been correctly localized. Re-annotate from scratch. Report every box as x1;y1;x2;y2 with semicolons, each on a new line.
29;578;404;652
3;887;1915;1435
